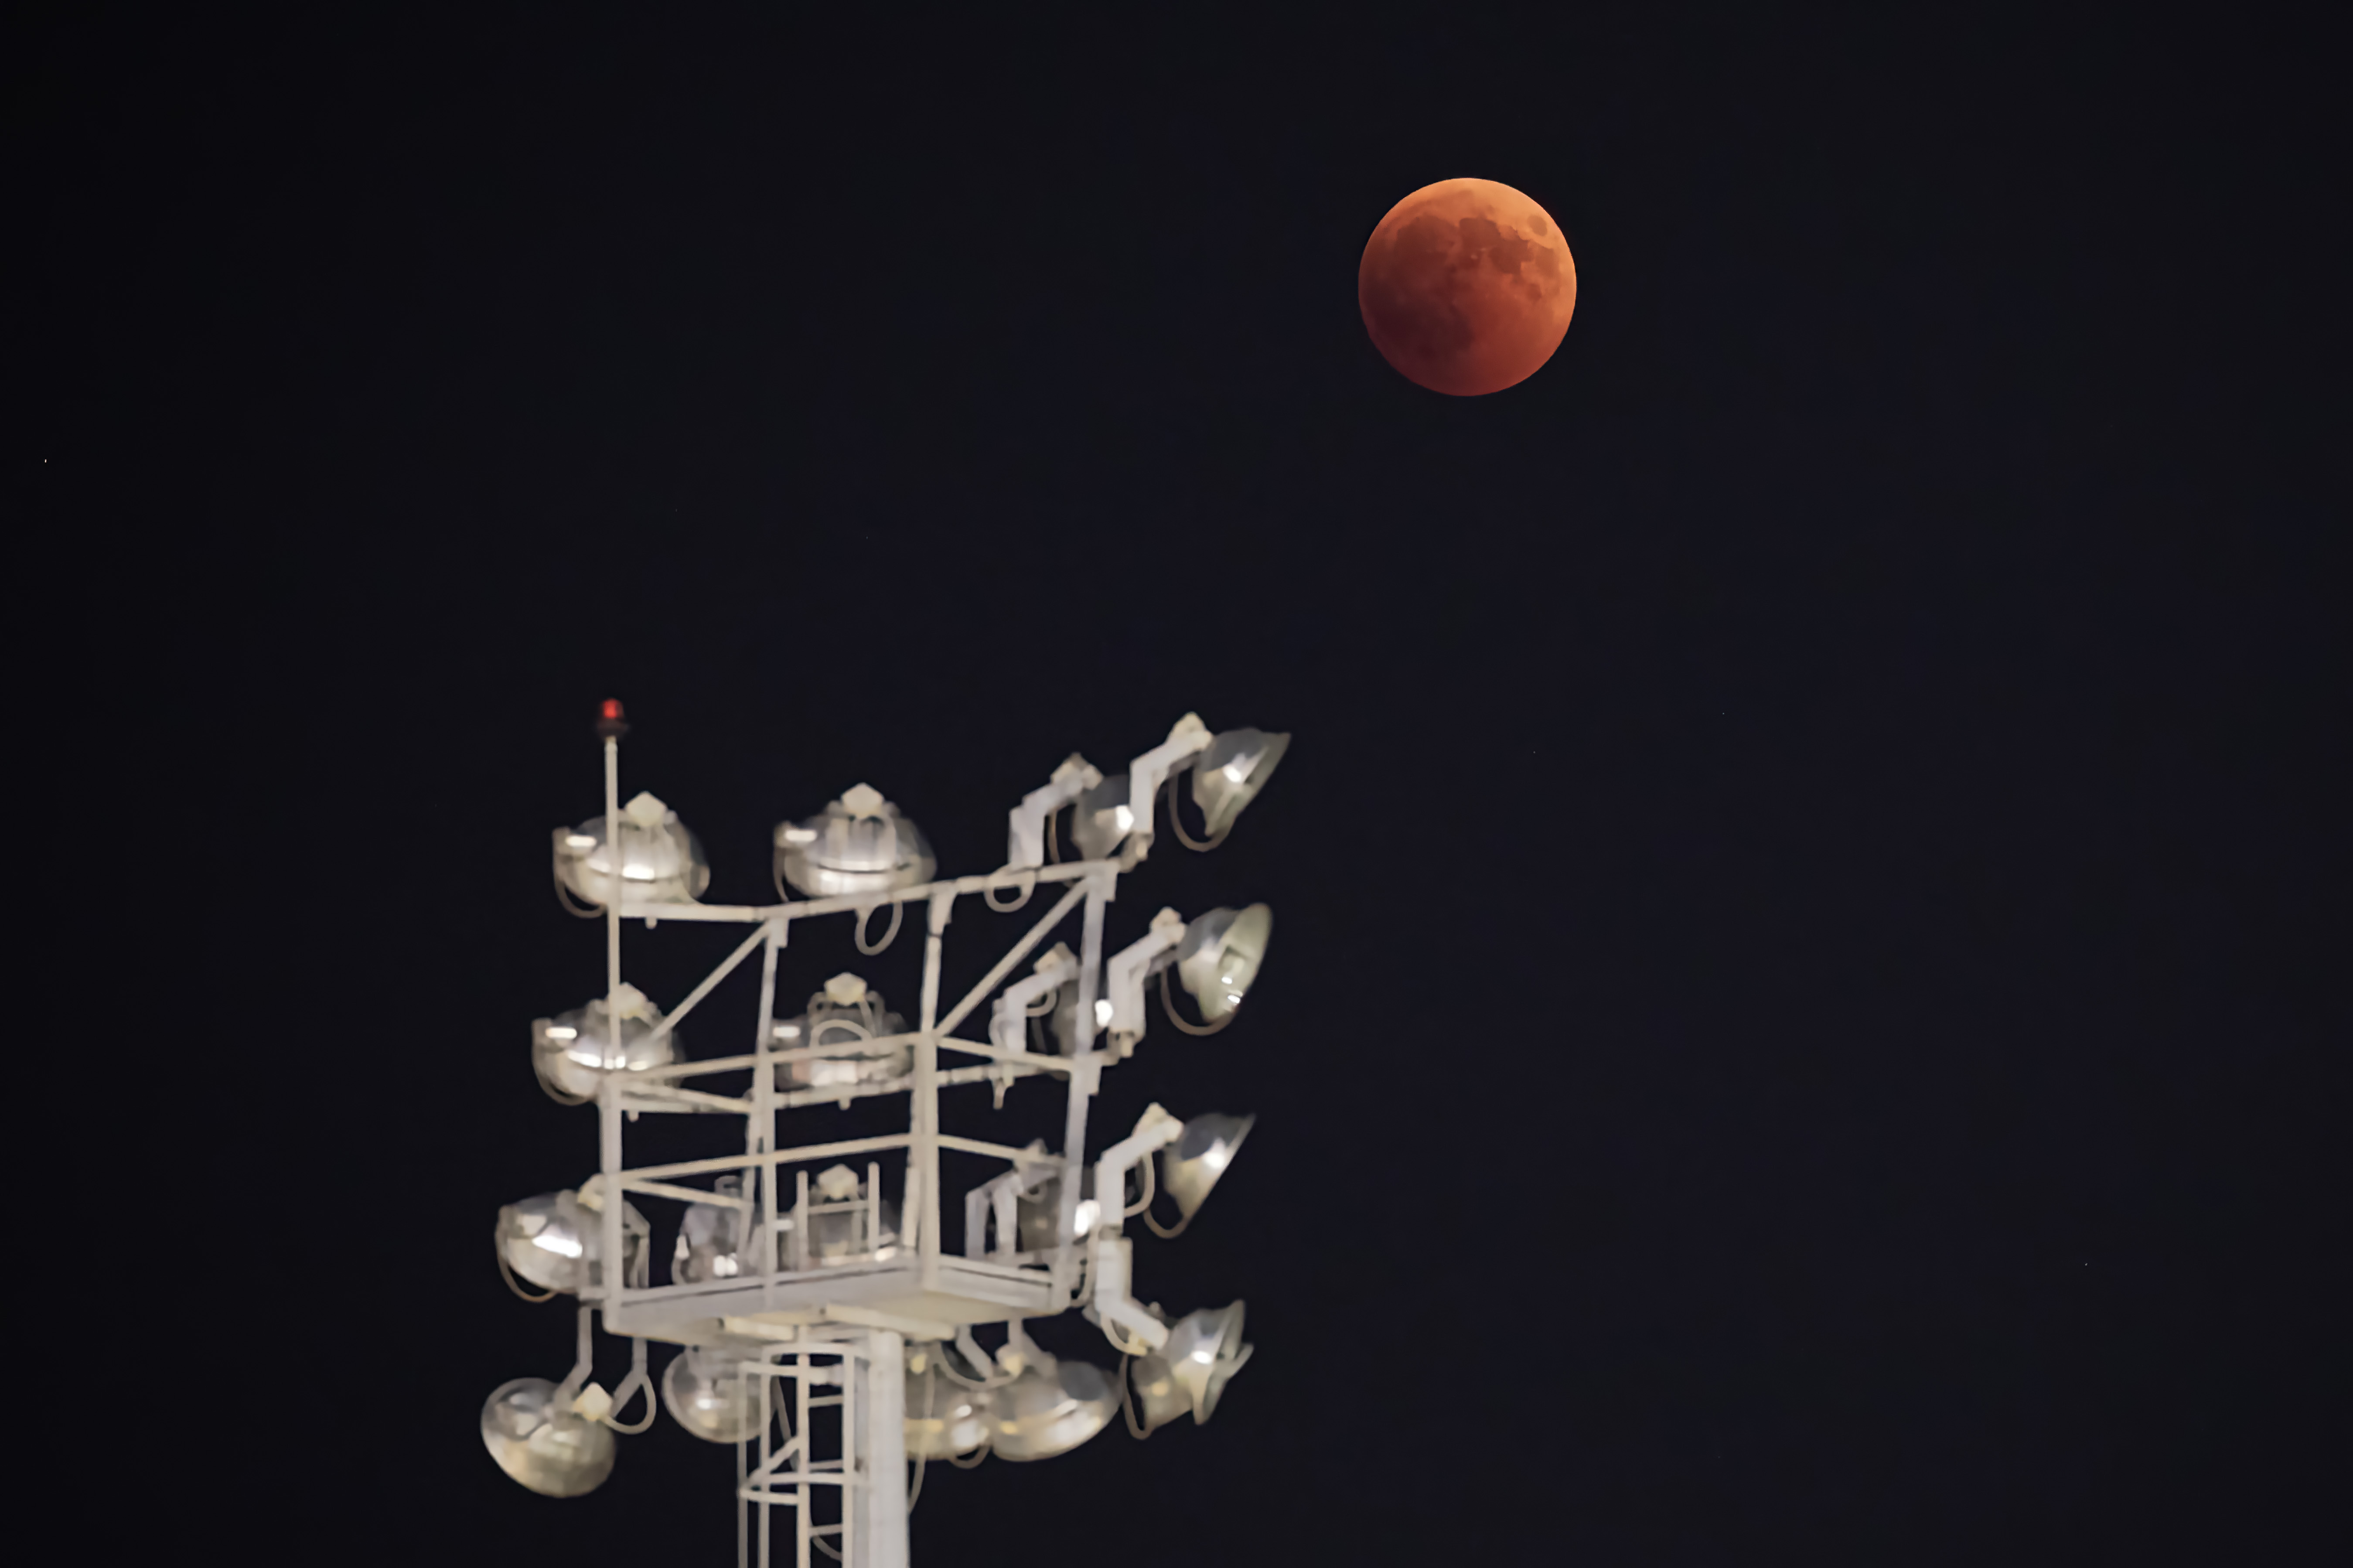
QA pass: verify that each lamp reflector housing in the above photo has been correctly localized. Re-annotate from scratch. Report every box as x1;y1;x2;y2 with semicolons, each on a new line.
1159;1302;1252;1423
497;1190;646;1295
1161;1113;1255;1220
661;1346;764;1444
904;1364;993;1457
533;996;678;1099
1175;903;1271;1022
774;790;935;897
1069;772;1135;861
1190;728;1290;839
1015;1176;1093;1253
481;1377;617;1497
987;1357;1115;1460
771;985;910;1092
1128;1353;1194;1435
553;801;709;906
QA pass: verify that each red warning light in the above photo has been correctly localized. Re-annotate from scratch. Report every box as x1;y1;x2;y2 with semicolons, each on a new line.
601;699;625;721
594;699;630;741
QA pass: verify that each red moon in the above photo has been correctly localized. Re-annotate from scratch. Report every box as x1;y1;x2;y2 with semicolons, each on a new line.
1358;178;1576;396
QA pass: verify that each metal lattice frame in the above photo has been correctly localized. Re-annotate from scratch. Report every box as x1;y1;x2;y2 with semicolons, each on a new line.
530;719;1219;1568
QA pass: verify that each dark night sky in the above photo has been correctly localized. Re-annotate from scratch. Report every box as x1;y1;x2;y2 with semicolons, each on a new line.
32;6;2339;1563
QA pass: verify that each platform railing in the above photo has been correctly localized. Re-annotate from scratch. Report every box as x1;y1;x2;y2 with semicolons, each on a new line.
584;863;1125;1328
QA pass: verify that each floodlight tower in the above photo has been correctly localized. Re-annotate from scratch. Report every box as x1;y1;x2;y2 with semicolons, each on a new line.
484;702;1286;1567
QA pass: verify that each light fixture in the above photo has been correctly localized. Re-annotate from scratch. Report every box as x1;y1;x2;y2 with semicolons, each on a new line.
1159;1113;1255;1225
986;1356;1116;1460
903;1361;993;1457
1121;713;1289;859
533;983;677;1100
1187;728;1290;844
779;1163;901;1267
671;1176;747;1284
773;974;910;1092
1174;903;1272;1023
481;1377;618;1497
1013;1177;1099;1254
553;791;710;907
1155;1302;1253;1424
1103;904;1274;1049
496;1188;646;1296
774;784;935;898
1125;1351;1192;1435
1069;772;1136;862
661;1346;765;1444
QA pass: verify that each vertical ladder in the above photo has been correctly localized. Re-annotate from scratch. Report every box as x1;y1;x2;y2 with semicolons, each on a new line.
735;1329;908;1568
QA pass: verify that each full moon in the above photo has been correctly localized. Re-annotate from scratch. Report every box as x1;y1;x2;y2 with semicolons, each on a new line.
1358;178;1576;396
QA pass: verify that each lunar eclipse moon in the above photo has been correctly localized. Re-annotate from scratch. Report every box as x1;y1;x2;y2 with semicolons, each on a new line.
1358;178;1575;396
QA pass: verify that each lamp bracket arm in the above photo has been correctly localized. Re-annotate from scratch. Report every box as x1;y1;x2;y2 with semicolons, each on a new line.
1124;723;1212;859
551;1304;597;1406
1005;756;1103;870
1092;1114;1182;1219
1105;915;1185;1046
1089;1237;1170;1353
988;948;1081;1050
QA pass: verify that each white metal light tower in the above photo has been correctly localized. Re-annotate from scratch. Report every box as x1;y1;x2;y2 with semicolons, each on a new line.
484;701;1285;1566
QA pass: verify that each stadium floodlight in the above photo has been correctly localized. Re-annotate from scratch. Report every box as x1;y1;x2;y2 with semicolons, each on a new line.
661;1346;764;1444
495;1187;647;1299
903;1359;994;1457
532;983;677;1101
481;1377;618;1497
1069;771;1136;862
553;791;709;908
986;1357;1117;1460
1156;1302;1252;1422
1174;904;1272;1024
1104;903;1272;1049
1187;728;1290;845
1013;1176;1102;1254
1159;1113;1256;1227
774;784;935;900
1125;1347;1191;1435
772;973;911;1094
1122;713;1289;859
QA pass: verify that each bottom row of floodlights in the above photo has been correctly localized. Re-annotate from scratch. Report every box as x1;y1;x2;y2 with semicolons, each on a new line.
486;1302;1254;1500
